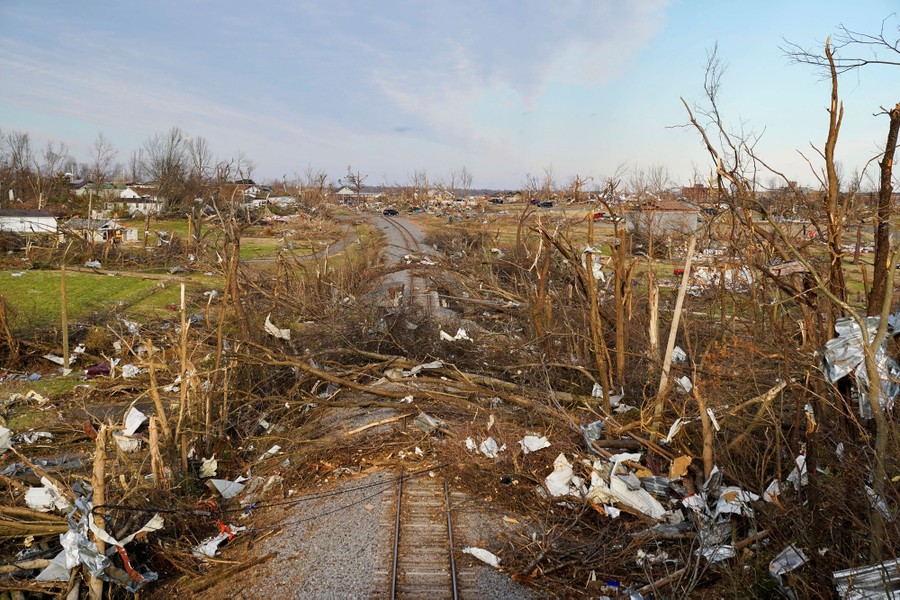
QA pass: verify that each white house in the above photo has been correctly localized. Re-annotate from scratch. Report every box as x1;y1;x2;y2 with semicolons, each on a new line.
103;187;163;217
335;186;382;202
74;182;123;199
0;209;58;234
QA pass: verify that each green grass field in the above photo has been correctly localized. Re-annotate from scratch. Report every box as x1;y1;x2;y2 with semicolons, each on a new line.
0;269;186;331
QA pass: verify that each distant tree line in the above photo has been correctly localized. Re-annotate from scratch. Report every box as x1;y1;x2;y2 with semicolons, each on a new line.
0;126;260;215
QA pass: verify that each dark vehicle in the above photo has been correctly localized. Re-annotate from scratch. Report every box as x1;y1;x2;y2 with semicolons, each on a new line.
383;208;399;216
538;201;553;208
490;197;504;204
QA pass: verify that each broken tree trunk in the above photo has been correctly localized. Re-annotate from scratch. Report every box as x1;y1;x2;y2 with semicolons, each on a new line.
866;102;900;316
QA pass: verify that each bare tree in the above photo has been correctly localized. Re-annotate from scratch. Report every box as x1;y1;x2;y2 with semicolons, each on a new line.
5;131;33;201
127;149;144;184
31;140;69;209
568;174;592;202
408;169;428;202
88;132;118;193
6;131;32;176
186;136;214;181
142;127;187;211
446;169;460;200
458;166;473;199
684;38;900;562
784;17;900;316
541;165;555;201
341;165;367;206
300;164;329;208
234;151;255;182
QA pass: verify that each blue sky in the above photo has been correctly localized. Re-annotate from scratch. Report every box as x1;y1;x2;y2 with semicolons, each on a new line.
0;0;897;189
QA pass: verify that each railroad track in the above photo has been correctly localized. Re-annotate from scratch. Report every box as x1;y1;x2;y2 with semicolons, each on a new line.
380;215;439;313
374;473;463;599
382;215;423;254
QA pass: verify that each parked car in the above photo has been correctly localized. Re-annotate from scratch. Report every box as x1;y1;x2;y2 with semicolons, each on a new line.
489;198;504;204
538;201;553;208
383;208;399;216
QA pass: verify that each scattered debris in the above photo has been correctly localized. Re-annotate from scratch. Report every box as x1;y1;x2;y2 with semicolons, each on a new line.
544;454;586;497
25;478;70;512
259;445;281;461
478;437;506;459
0;426;13;450
439;328;471;342
518;435;551;454
769;545;809;599
462;547;501;568
200;456;218;478
833;557;900;599
820;313;900;418
414;412;446;434
207;477;248;499
675;376;693;394
193;525;248;558
120;364;142;379
123;407;147;436
264;313;291;340
112;432;141;452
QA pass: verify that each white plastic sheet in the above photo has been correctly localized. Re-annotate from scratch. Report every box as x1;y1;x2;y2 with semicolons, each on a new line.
479;437;505;459
439;328;471;342
123;407;147;436
518;435;551;454
264;313;291;340
462;547;500;568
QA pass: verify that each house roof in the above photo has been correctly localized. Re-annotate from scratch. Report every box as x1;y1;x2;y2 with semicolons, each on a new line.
336;186;382;195
126;185;160;195
107;197;161;204
65;218;121;230
0;209;56;218
631;199;698;212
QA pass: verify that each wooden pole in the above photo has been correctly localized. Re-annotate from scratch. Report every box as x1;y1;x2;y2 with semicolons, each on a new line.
648;258;660;363
653;235;696;434
693;382;714;479
88;426;107;600
60;265;69;371
614;227;626;385
149;417;167;488
176;283;190;473
146;340;171;442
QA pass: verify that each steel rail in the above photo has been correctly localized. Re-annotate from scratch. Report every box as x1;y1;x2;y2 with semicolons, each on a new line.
444;480;459;600
390;469;403;600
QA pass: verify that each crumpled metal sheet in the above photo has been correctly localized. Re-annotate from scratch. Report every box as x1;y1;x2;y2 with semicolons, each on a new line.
769;544;809;600
35;499;160;591
833;557;900;599
820;314;900;418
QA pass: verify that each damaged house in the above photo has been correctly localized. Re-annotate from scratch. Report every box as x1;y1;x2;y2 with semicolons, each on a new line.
625;199;700;237
0;209;58;235
64;218;138;243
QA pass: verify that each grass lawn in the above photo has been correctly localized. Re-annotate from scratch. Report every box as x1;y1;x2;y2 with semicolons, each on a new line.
239;238;283;259
121;217;192;239
0;269;186;331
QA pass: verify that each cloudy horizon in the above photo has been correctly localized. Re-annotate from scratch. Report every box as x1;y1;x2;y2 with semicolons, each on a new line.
1;0;897;190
